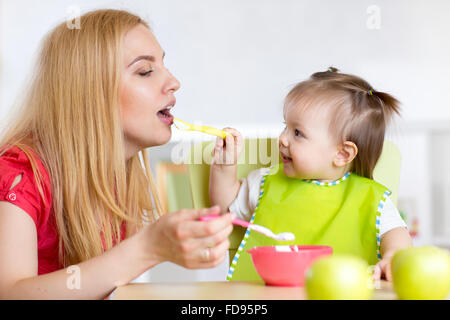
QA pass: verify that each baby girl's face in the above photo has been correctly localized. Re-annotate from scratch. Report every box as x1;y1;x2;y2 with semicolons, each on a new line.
279;102;339;180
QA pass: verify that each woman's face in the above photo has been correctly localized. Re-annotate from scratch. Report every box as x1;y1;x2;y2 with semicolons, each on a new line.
120;24;180;159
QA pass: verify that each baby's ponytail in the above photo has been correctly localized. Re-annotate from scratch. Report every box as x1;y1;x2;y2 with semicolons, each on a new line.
349;87;401;178
366;89;401;127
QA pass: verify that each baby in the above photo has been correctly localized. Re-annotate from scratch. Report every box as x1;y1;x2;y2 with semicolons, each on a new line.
209;67;412;283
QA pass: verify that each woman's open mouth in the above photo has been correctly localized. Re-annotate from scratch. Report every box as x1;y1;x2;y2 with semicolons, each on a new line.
157;105;174;125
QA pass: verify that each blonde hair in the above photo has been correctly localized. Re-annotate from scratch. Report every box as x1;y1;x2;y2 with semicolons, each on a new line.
285;67;401;179
0;9;163;266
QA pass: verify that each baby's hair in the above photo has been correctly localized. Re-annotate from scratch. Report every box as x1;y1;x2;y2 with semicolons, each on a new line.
285;67;401;179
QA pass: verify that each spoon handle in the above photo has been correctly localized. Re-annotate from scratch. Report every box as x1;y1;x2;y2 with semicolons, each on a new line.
199;214;250;228
173;118;230;139
200;214;295;241
200;214;276;238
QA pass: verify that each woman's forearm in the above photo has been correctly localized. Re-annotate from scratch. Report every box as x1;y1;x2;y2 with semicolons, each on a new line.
4;229;158;300
209;164;240;213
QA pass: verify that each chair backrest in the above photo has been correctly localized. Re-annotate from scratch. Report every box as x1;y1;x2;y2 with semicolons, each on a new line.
372;140;402;206
187;138;401;265
157;162;194;213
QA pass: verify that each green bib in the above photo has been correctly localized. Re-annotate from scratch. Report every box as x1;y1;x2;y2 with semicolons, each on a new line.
228;164;390;283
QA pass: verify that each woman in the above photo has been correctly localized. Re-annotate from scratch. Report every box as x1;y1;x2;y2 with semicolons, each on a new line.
0;9;234;299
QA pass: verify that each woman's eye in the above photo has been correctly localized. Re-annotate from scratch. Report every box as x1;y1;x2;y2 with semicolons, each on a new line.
139;69;153;77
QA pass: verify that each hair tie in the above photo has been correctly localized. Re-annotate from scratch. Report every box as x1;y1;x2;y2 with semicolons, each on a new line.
328;67;333;72
368;90;373;96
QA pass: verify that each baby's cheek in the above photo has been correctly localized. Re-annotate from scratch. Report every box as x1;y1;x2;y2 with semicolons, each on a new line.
293;158;321;179
292;156;310;172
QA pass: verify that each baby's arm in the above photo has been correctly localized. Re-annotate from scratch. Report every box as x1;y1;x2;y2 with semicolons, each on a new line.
209;128;244;213
372;196;412;281
374;228;412;281
380;227;412;259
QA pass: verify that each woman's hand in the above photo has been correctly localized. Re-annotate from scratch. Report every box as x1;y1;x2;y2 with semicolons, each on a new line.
212;128;243;166
141;206;234;269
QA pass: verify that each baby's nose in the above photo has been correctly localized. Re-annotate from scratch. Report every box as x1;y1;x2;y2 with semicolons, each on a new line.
279;132;288;147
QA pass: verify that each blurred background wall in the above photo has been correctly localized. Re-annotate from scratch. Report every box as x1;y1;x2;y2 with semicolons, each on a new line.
1;0;449;282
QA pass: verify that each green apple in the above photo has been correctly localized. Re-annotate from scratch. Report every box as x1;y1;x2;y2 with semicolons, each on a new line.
391;246;450;300
305;255;373;300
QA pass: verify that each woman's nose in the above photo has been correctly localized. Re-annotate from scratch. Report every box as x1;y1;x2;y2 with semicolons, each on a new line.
164;70;181;94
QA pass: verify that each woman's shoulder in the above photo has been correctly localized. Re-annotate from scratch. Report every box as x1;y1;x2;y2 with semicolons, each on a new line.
0;144;52;224
0;144;49;177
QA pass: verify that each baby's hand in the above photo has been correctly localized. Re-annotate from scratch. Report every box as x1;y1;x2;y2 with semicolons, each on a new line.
212;128;243;166
372;257;393;282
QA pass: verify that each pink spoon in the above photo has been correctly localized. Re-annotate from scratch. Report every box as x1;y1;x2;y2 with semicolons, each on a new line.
200;214;295;242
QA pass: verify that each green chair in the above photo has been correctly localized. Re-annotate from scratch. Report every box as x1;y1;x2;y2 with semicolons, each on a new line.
372;141;401;206
157;162;194;213
187;138;401;266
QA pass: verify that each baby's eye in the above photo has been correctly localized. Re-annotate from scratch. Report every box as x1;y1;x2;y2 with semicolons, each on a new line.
295;129;303;137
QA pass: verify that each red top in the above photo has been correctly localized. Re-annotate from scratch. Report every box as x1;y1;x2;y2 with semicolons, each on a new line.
0;145;60;275
0;145;127;275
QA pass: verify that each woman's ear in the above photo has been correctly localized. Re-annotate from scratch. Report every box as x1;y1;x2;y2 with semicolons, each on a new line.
333;141;358;167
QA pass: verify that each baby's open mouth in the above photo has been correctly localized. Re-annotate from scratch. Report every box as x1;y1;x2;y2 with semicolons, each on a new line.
281;153;292;163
